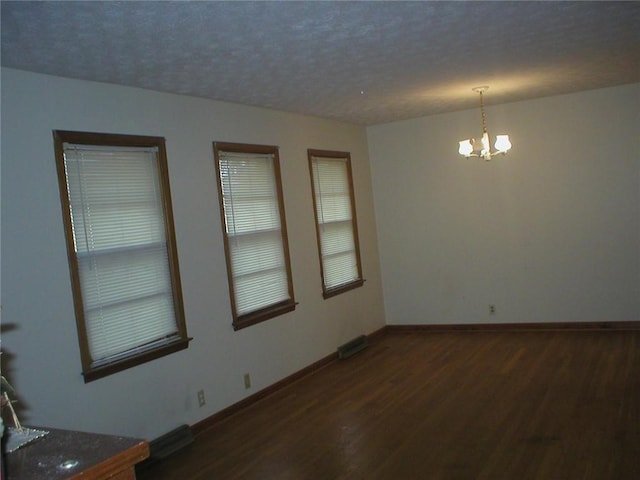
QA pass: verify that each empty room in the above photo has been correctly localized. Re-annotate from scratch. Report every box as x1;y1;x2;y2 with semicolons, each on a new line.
1;1;638;479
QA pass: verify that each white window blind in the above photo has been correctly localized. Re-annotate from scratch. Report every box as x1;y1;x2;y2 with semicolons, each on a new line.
63;144;181;364
217;150;292;317
310;154;362;293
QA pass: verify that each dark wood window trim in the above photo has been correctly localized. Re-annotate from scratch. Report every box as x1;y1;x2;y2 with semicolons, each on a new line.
213;142;296;330
53;130;189;382
308;149;364;299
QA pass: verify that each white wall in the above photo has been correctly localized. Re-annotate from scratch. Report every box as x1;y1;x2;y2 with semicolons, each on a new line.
368;84;640;326
0;68;386;439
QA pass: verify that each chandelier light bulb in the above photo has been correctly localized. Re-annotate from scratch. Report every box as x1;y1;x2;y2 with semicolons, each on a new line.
494;134;512;153
458;139;473;156
481;132;491;158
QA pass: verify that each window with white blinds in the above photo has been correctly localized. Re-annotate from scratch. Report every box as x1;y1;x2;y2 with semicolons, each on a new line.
214;142;295;330
54;131;188;382
308;149;364;298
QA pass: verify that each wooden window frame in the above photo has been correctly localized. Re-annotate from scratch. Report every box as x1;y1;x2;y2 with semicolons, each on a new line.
53;130;189;382
308;149;364;299
213;142;296;330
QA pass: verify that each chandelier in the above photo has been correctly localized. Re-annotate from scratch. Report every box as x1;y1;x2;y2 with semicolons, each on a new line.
458;86;511;160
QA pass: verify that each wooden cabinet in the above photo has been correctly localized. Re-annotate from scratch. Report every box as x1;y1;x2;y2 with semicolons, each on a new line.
4;427;149;479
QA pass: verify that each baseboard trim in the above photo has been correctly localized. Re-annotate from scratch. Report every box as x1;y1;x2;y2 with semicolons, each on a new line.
367;326;388;341
192;351;335;436
385;321;640;333
192;326;387;437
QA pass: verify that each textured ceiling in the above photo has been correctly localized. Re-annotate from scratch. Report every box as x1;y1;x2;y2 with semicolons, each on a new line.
2;1;639;125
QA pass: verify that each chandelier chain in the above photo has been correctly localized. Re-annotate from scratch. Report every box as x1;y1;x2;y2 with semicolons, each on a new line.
479;90;488;135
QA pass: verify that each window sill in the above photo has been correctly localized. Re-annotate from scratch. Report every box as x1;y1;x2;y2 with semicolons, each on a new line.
82;336;192;383
322;279;365;299
233;300;296;331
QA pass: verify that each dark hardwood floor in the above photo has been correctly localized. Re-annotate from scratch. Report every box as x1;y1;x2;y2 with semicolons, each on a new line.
137;329;640;479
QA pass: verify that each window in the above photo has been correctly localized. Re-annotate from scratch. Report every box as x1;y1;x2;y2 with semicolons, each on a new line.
53;130;189;382
308;149;364;298
213;142;295;330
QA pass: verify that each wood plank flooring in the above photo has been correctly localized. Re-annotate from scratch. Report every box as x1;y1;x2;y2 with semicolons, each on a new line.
137;330;640;479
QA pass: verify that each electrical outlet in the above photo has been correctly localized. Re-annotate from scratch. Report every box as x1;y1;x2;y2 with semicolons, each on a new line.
197;389;206;407
489;304;496;315
244;373;251;389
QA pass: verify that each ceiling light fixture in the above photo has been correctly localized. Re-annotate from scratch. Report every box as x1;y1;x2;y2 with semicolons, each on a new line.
458;86;511;160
